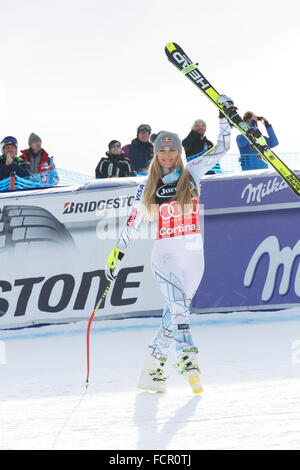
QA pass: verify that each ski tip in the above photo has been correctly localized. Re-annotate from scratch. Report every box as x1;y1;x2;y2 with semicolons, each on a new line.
165;42;178;54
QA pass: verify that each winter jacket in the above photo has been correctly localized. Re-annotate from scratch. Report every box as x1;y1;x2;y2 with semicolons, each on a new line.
182;130;214;158
0;155;31;180
122;139;153;174
95;151;133;178
236;124;279;171
182;130;221;174
20;148;55;174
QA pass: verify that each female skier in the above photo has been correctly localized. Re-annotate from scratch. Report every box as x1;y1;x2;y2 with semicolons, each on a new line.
105;96;233;394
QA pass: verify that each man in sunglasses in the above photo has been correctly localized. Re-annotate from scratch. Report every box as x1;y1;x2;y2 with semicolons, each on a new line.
237;111;279;171
122;124;154;175
95;140;133;178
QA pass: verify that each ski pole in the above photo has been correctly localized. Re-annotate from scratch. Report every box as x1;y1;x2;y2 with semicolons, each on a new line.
85;280;112;388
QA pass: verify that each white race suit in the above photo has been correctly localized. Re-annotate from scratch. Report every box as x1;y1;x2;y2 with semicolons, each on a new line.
117;118;231;360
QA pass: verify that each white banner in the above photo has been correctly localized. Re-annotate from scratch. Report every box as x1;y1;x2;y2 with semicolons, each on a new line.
0;178;164;329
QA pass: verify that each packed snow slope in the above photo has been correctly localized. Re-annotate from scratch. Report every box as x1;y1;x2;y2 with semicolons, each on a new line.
1;308;300;450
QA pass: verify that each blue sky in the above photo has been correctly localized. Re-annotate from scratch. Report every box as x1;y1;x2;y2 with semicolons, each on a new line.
0;0;299;174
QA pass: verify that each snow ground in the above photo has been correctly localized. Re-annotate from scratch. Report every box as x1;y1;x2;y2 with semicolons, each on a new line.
1;308;300;450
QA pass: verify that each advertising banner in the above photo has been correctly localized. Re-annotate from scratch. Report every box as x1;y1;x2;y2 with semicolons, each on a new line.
193;169;300;313
1;168;300;328
0;178;163;329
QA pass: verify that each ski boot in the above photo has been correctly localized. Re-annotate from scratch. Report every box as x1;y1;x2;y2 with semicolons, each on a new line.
175;349;203;394
138;355;167;393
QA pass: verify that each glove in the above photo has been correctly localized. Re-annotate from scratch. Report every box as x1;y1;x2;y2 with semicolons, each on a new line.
218;95;234;124
217;94;241;125
105;246;124;281
217;94;234;110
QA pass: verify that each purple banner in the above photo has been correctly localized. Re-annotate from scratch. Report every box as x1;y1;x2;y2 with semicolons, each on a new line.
201;169;300;210
193;169;300;312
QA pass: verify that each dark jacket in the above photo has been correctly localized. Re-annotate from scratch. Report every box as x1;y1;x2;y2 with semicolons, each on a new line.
20;148;54;174
236;124;279;171
95;151;133;178
182;130;214;158
182;131;221;175
0;155;31;180
122;139;153;174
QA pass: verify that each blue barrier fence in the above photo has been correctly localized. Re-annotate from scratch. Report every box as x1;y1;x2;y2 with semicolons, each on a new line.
221;152;300;174
0;169;59;191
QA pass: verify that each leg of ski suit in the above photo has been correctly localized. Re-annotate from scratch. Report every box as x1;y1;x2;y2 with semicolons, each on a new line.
148;235;204;360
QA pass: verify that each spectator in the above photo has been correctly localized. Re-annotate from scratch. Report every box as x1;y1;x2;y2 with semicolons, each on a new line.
122;124;154;174
182;119;213;157
20;133;56;175
95;140;133;178
0;136;31;180
182;119;220;174
237;111;279;171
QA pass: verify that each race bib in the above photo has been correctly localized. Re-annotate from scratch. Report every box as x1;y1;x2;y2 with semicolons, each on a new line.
157;197;200;239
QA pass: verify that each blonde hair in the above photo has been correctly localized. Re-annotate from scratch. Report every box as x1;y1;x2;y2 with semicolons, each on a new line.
143;152;199;221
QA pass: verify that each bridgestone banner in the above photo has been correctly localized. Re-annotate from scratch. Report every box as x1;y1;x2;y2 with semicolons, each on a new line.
0;178;163;329
1;169;300;329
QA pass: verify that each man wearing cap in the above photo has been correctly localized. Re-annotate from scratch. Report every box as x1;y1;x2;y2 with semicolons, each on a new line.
20;133;57;175
122;124;154;175
0;136;31;181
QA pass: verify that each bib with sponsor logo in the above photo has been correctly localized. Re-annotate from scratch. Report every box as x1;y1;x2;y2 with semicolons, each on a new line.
155;178;200;240
155;180;178;204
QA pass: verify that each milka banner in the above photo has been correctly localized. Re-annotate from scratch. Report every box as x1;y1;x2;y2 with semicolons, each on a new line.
193;168;300;312
0;168;300;328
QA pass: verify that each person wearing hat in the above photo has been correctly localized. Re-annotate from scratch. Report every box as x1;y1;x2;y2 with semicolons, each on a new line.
237;111;279;171
103;95;233;394
20;133;57;176
0;136;31;181
95;140;133;178
122;124;154;175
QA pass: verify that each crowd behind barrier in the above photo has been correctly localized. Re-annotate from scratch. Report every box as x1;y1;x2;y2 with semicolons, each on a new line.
0;109;294;192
